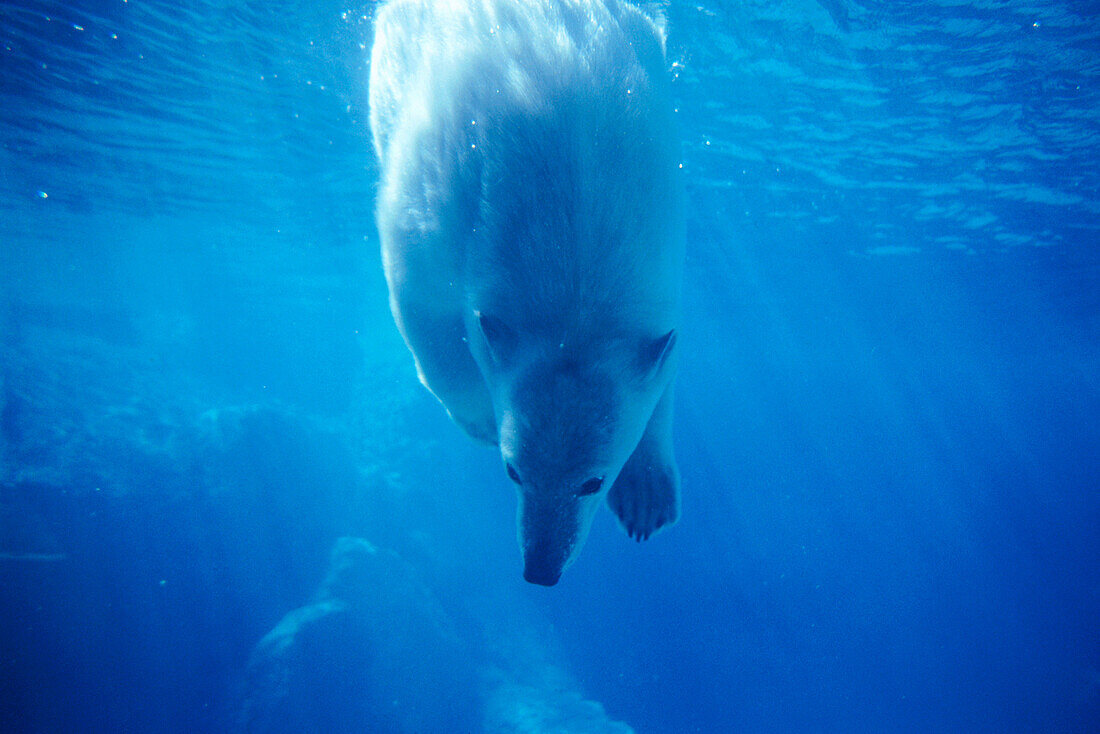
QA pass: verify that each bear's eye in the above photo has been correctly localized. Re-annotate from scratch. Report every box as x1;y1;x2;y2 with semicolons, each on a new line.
506;463;523;486
578;476;604;496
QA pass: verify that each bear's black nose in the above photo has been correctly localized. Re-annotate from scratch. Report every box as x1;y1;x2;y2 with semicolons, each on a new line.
523;560;561;586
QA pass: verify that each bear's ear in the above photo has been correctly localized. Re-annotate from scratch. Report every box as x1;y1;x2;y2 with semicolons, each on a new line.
476;310;517;364
638;328;676;378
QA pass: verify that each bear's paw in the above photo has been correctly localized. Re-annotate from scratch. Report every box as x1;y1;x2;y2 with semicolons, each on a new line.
607;455;680;541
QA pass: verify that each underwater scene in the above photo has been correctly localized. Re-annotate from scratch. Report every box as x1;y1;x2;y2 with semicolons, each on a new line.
1;1;1098;732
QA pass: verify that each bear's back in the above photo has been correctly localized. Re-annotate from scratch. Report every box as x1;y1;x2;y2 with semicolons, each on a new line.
369;0;669;165
370;0;683;334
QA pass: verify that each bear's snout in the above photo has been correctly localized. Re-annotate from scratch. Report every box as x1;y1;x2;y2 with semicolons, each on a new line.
523;557;562;586
519;498;579;586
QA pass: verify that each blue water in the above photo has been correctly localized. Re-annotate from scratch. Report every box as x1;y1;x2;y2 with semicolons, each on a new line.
2;1;1098;732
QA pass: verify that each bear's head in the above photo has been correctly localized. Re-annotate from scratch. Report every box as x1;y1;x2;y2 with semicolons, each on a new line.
467;309;676;585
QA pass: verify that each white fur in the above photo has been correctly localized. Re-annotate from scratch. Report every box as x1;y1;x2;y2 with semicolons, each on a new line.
370;0;684;584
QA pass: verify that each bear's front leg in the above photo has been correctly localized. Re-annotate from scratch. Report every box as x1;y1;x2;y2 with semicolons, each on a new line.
607;383;680;541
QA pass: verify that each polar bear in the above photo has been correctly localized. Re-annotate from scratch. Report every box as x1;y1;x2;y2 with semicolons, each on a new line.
369;0;684;585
